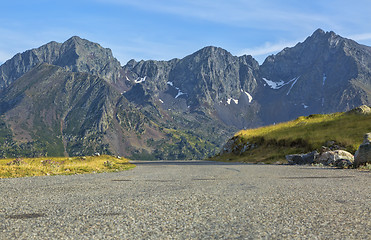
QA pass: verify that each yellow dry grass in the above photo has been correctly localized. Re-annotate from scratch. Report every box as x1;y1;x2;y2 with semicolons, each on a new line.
0;155;135;178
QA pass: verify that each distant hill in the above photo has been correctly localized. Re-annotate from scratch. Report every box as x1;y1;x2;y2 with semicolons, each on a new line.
212;106;371;163
0;29;371;159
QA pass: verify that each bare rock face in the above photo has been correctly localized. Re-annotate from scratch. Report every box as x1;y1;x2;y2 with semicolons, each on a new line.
314;150;354;168
1;29;371;160
258;29;371;125
220;136;254;155
0;36;124;90
354;133;371;167
124;46;262;129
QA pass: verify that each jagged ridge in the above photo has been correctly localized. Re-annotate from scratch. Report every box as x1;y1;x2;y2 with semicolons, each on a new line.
0;29;370;159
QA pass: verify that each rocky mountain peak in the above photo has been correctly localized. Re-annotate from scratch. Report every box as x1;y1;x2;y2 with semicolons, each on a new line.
190;46;234;62
0;36;124;90
125;59;138;69
61;36;110;55
66;35;84;43
238;54;260;70
56;36;123;83
176;46;238;77
0;30;370;159
312;28;325;36
260;29;351;77
197;46;229;54
311;28;337;39
306;29;343;49
257;29;370;125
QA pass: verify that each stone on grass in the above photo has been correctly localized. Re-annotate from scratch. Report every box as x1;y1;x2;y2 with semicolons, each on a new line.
346;105;371;115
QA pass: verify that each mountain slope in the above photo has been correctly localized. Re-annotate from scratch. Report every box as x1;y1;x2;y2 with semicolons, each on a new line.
124;46;262;129
257;29;371;124
0;63;119;156
0;36;126;91
0;29;371;159
0;63;221;159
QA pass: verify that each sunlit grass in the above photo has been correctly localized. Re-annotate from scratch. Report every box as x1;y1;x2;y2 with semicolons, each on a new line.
212;112;371;164
359;163;371;171
0;155;135;178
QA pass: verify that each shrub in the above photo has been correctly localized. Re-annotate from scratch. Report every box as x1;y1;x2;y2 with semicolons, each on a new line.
6;158;24;166
103;160;113;168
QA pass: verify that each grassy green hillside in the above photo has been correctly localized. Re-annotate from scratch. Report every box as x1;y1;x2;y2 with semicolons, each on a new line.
211;111;371;163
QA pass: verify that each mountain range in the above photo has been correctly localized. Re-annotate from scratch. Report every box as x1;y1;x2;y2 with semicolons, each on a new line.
0;29;370;159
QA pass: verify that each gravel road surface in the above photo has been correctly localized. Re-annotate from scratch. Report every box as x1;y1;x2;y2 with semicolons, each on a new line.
1;160;370;239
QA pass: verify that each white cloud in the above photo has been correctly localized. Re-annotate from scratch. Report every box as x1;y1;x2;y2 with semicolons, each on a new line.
103;37;184;64
2;0;370;66
238;40;298;63
94;0;371;43
349;33;371;41
94;0;329;31
239;41;298;56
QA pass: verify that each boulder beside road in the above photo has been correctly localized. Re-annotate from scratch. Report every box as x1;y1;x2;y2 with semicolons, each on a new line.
286;151;317;165
354;133;371;167
286;150;354;168
314;150;354;168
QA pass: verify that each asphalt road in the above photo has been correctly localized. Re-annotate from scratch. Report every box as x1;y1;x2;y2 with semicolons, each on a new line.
0;160;370;239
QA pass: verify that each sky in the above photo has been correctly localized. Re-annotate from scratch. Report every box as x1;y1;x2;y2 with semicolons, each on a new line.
1;0;371;66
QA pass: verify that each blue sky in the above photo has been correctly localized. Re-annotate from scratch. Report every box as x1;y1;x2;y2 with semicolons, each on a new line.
1;0;371;65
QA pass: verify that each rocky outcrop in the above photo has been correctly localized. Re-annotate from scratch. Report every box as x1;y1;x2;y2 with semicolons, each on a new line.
220;136;256;155
314;150;354;168
286;149;354;168
346;105;371;115
354;133;371;167
286;151;318;165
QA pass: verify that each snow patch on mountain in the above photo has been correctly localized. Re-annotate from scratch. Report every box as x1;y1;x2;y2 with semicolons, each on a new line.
241;89;253;103
167;81;187;98
262;77;299;92
262;78;285;89
227;98;239;105
175;90;186;98
135;76;146;83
